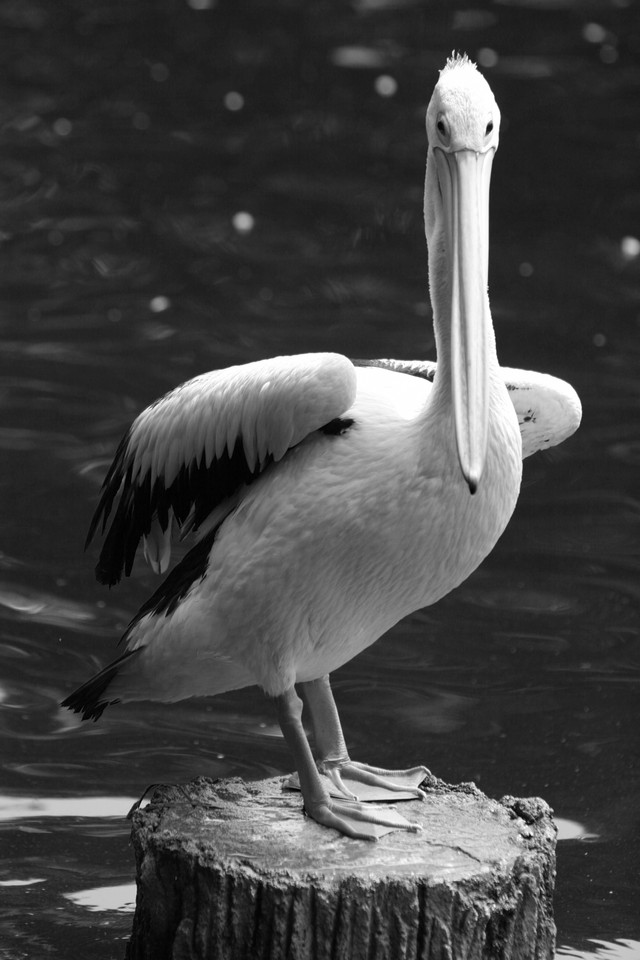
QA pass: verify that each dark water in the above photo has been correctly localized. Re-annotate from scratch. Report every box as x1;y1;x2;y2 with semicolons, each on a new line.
1;0;639;957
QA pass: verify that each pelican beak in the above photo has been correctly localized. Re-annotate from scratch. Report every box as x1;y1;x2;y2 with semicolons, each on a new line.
435;147;494;493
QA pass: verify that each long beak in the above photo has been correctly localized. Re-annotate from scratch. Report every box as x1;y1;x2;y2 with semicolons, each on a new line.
435;147;494;493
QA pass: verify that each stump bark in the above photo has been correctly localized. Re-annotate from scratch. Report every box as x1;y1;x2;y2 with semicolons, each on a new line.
125;774;556;960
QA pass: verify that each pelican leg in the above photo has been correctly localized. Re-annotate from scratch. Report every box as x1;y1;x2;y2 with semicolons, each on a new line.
299;675;429;801
274;687;420;840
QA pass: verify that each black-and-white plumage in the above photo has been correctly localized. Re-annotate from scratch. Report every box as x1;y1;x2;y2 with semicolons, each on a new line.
64;56;580;840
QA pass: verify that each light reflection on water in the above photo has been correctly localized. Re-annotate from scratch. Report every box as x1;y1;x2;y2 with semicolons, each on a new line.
0;795;137;821
1;0;639;957
557;944;640;960
0;583;97;627
64;883;136;914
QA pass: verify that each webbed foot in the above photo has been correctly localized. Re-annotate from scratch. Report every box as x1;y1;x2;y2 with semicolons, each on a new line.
304;794;421;841
274;686;423;840
318;760;429;803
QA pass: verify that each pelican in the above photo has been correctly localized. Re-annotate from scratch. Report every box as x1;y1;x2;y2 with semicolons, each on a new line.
63;55;581;839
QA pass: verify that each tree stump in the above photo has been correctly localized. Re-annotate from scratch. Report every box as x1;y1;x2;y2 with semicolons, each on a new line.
125;774;556;960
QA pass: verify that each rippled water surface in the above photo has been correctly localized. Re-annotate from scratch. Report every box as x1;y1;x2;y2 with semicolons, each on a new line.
1;0;639;957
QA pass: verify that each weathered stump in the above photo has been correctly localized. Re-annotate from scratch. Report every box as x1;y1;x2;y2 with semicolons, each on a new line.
125;774;556;960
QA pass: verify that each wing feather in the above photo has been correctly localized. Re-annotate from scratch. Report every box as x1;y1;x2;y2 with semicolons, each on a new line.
355;358;581;457
88;353;356;586
352;357;438;381
500;366;582;458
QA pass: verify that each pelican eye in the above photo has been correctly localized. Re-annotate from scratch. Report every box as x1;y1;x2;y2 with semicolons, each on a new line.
485;120;494;136
436;113;450;145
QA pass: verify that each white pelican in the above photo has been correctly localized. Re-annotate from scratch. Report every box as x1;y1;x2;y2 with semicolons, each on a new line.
63;54;581;839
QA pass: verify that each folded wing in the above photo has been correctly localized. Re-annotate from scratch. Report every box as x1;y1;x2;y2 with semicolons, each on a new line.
499;366;582;457
87;353;357;586
355;358;581;458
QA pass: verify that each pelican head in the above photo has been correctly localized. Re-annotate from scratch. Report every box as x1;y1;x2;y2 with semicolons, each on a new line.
425;54;501;493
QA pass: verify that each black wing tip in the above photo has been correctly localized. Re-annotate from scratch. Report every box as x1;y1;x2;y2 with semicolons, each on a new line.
88;436;268;589
61;690;119;722
95;560;121;587
61;649;141;721
124;527;218;631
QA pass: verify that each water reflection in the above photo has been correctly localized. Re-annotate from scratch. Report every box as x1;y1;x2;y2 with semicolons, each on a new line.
0;583;96;627
555;818;600;843
65;883;136;914
0;796;136;821
557;942;640;960
0;878;46;887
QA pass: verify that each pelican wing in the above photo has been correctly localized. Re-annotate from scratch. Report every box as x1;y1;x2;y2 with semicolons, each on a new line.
88;353;357;586
353;357;437;382
500;366;582;458
356;359;581;457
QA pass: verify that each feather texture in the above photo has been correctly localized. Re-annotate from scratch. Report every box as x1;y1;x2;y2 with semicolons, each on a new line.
87;353;357;585
355;359;581;459
87;353;579;588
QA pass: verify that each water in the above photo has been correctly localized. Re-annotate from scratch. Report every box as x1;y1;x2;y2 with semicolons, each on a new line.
1;0;639;956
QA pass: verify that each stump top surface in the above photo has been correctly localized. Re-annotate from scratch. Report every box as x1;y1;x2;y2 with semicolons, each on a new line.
135;775;555;885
